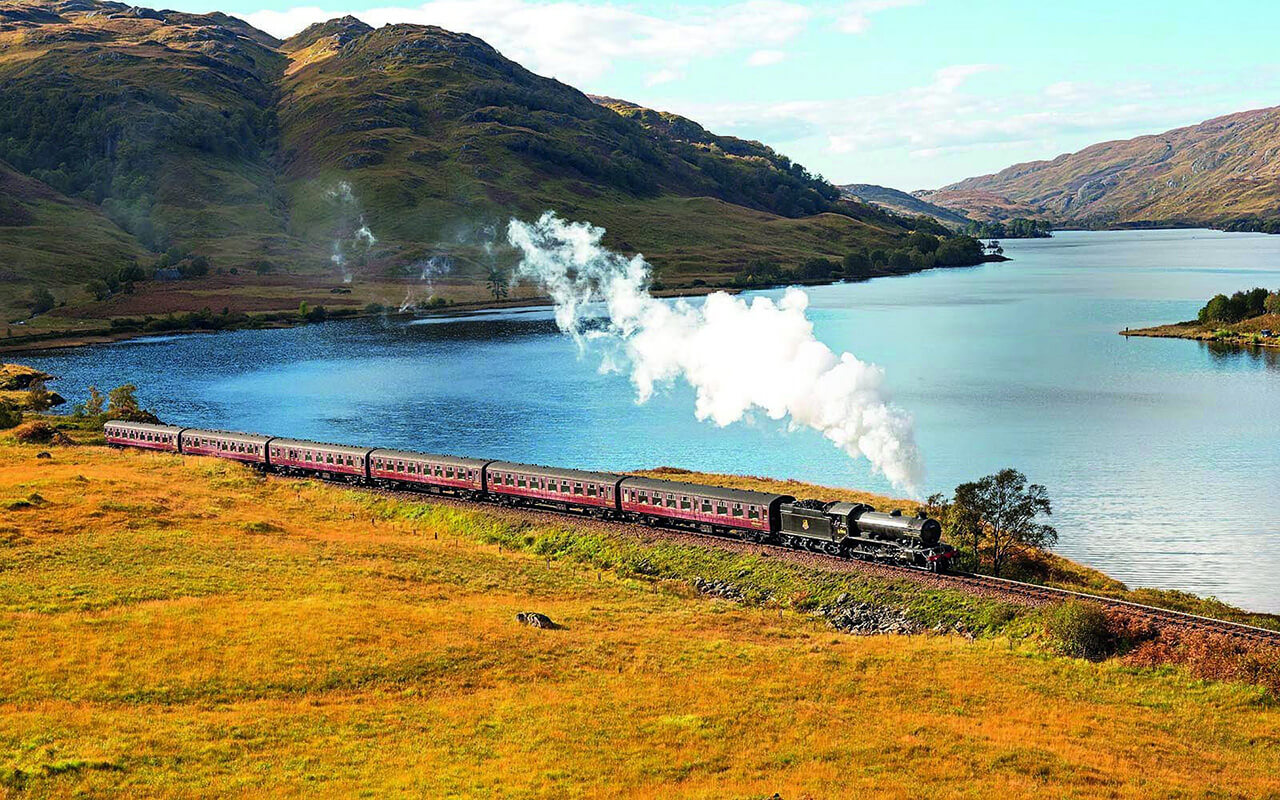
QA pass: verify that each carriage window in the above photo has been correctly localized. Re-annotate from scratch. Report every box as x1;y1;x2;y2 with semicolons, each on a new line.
638;491;648;503
732;504;743;517
716;503;729;516
701;500;713;513
586;484;597;496
667;494;677;508
748;506;760;520
448;466;457;479
325;454;333;464
517;475;527;488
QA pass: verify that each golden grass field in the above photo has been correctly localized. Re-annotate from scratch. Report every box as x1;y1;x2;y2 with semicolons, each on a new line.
3;436;1280;798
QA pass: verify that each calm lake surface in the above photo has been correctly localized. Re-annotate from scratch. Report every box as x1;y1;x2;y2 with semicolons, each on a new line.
24;229;1280;611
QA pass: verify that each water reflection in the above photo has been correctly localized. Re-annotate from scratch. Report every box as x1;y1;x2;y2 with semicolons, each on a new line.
1203;340;1280;369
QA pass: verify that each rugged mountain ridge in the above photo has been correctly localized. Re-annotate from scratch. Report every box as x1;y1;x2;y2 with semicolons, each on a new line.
923;106;1280;227
0;0;913;323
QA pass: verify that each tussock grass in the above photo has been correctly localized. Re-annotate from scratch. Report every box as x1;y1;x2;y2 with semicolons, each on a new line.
1;436;1279;797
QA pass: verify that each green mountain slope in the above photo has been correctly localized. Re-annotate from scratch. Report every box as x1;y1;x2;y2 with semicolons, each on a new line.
276;24;905;278
0;160;146;320
0;0;927;332
925;106;1280;228
0;0;289;263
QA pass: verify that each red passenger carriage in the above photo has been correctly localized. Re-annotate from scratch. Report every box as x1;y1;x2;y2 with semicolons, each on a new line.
486;461;623;513
617;477;791;539
104;421;184;452
180;428;272;465
368;448;489;495
268;438;372;481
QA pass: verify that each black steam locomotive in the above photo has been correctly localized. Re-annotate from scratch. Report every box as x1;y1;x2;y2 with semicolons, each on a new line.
105;420;955;571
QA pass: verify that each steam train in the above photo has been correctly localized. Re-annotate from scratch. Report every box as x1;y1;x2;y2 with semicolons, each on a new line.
104;421;956;571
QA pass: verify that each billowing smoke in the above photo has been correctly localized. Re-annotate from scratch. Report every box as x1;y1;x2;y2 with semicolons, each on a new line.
507;211;924;493
325;181;377;283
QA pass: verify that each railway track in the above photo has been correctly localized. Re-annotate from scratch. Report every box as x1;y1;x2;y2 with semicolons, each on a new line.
356;479;1280;646
956;572;1280;644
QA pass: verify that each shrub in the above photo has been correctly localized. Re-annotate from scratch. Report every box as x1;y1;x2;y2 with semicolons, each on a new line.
0;403;21;430
13;420;72;445
1042;600;1112;661
28;287;55;314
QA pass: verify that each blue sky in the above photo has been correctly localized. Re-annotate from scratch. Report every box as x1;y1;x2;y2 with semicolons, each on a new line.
173;0;1280;189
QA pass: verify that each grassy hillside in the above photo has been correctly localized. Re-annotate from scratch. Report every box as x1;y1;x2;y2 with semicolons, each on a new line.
0;162;145;322
276;23;904;282
0;0;928;338
2;426;1280;796
926;105;1280;228
0;0;290;262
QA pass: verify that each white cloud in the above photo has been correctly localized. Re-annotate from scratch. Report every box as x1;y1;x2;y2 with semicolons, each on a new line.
248;0;812;87
662;66;1242;183
747;49;786;66
645;68;682;86
836;0;921;34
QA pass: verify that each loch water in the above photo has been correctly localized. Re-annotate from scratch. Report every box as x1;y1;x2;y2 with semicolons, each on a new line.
23;229;1280;612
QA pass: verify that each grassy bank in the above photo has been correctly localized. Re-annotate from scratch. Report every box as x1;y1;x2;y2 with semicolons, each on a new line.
2;428;1280;796
1123;313;1280;349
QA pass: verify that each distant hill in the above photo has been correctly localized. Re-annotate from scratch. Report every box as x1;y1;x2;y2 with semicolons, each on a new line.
0;160;145;297
839;184;971;227
923;106;1280;228
0;0;919;326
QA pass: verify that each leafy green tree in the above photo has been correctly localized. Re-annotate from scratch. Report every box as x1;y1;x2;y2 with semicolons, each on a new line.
487;267;510;301
906;231;939;254
889;250;913;270
26;377;53;412
948;468;1057;577
85;385;105;416
1265;291;1280;315
1243;287;1269;318
86;279;111;301
1199;294;1231;323
799;258;836;280
28;288;55;315
842;250;870;276
108;384;138;417
0;402;21;430
935;236;984;267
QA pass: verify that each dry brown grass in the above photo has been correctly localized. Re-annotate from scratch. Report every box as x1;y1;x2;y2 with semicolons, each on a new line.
2;438;1280;798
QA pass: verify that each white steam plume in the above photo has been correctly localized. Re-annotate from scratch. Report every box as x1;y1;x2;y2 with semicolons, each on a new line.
325;181;377;284
507;211;924;493
398;255;452;311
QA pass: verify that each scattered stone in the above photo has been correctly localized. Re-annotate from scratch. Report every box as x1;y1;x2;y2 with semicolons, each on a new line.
516;612;558;629
690;576;744;601
817;599;923;636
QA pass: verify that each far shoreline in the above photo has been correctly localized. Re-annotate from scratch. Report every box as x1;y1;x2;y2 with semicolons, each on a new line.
1;254;1009;355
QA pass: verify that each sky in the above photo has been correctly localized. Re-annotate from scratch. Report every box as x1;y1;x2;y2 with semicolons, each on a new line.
170;0;1280;189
